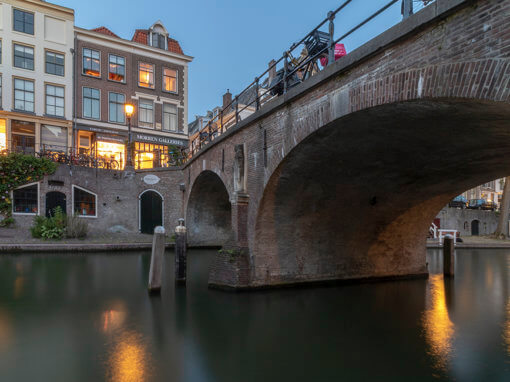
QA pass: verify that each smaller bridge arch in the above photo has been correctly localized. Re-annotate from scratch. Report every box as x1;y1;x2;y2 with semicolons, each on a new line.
186;170;233;247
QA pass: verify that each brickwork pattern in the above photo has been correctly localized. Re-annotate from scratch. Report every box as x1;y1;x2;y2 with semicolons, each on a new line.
184;0;510;288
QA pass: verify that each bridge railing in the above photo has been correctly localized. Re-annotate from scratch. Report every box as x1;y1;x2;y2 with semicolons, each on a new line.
188;0;438;159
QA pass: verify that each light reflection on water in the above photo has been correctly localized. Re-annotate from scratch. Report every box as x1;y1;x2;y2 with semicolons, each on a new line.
106;331;150;382
422;274;455;372
0;249;509;381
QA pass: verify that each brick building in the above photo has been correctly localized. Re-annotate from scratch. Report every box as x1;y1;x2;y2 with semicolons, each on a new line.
74;21;192;170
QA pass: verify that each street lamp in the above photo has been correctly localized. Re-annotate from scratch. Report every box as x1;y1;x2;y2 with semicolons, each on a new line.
124;103;135;168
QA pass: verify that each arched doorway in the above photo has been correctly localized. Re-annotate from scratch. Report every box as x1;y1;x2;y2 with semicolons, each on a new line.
140;190;163;234
471;220;480;236
45;191;66;217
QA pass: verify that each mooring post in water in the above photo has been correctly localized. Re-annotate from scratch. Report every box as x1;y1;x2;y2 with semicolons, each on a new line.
148;226;166;294
175;218;187;285
443;234;455;278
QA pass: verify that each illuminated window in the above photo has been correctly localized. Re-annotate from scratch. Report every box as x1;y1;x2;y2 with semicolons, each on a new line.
138;63;154;88
46;84;65;117
83;87;100;119
96;141;125;170
163;103;177;132
14;78;34;112
14;44;34;70
109;55;125;82
73;186;97;217
108;92;125;124
163;68;177;93
139;99;154;128
83;48;100;77
13;183;38;214
13;9;34;35
0;119;6;151
45;51;65;76
135;142;168;169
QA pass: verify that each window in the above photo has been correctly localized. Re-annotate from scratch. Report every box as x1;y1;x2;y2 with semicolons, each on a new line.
83;87;100;119
73;186;97;217
0;75;2;108
13;44;34;70
13;9;34;35
109;92;125;124
46;84;65;117
109;55;125;82
139;99;154;127
45;51;65;76
163;103;177;132
11;120;35;154
163;68;177;93
151;33;166;49
13;183;38;214
138;63;154;88
83;48;100;77
0;40;2;64
14;78;34;112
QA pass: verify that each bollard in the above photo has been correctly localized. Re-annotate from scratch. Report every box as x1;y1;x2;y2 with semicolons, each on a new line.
175;218;187;285
148;226;165;294
443;234;455;278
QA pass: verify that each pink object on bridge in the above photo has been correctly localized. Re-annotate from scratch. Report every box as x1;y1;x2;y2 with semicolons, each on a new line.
319;43;347;66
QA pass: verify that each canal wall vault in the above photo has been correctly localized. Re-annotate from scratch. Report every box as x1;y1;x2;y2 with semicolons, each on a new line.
183;0;510;289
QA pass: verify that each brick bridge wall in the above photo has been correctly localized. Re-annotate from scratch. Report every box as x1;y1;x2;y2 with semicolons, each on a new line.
186;0;510;288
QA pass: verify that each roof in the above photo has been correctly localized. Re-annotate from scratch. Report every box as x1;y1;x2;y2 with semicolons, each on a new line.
90;26;119;38
131;29;184;55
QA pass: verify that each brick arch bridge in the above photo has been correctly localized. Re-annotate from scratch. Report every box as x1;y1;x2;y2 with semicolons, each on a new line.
183;0;510;289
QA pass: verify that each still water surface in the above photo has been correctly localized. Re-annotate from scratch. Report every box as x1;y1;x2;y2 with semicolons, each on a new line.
0;249;509;381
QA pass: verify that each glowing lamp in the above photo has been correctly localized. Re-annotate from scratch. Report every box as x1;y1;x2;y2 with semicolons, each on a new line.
124;104;135;118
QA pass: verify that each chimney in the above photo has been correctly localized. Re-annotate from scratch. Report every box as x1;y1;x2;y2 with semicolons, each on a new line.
223;89;232;109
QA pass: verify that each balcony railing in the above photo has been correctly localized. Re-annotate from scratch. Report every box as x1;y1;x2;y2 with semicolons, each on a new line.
0;142;187;170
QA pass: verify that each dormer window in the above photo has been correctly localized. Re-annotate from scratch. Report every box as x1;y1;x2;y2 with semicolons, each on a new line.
151;33;166;49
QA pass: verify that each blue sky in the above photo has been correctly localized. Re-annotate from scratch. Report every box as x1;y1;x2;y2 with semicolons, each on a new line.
53;0;409;120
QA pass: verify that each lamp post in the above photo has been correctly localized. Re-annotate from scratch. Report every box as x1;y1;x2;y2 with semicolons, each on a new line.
124;103;135;168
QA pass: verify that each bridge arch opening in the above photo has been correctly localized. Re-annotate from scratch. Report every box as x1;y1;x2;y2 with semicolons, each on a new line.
253;99;510;285
186;170;232;247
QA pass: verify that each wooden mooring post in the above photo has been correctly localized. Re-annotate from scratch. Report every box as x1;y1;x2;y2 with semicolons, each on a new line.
148;226;165;294
175;218;187;285
443;234;455;278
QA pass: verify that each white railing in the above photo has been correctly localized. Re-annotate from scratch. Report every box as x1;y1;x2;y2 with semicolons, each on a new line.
429;222;438;239
438;229;458;245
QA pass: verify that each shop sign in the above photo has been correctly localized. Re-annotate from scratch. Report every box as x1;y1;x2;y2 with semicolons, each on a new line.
96;134;126;144
134;133;187;147
77;124;128;137
143;174;160;185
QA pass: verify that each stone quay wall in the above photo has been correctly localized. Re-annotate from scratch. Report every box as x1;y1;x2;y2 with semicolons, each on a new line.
13;165;184;235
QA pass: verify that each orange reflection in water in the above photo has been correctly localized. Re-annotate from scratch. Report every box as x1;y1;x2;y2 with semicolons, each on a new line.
101;309;126;333
504;299;510;355
107;332;150;382
422;274;455;371
0;310;12;353
14;276;25;299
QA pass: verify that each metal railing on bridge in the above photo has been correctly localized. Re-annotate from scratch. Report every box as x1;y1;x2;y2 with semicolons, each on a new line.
188;0;437;159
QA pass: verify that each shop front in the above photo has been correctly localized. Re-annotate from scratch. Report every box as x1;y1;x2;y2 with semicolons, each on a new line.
0;115;71;155
76;125;127;169
132;132;187;169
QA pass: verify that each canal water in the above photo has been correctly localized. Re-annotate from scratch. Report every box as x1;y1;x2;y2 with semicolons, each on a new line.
0;249;509;381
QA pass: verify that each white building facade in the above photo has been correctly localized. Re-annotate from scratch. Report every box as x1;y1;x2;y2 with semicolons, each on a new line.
0;0;74;154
